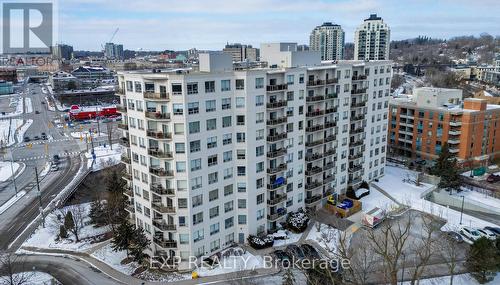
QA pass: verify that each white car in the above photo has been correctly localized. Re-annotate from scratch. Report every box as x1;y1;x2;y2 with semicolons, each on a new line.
459;226;481;242
477;229;497;240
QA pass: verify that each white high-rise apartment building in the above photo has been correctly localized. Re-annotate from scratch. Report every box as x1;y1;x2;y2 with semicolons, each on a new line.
309;22;345;61
117;45;391;270
354;14;391;61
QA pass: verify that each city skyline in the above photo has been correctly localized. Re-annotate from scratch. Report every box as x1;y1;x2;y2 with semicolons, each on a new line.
57;0;500;51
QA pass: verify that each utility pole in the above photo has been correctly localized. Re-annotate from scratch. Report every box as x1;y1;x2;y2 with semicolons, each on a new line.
35;167;45;228
9;148;18;195
459;195;465;225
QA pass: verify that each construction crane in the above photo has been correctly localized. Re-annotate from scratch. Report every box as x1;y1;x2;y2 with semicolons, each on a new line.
101;28;119;53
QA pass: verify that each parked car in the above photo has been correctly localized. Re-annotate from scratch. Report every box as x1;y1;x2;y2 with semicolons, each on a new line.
286;245;305;260
53;154;60;161
484;227;500;236
459;225;481;242
50;164;59;171
41;101;46;104
445;231;464;243
35;110;40;114
273;250;291;266
486;174;500;183
41;132;47;140
23;137;30;142
300;244;321;260
477;229;497;240
33;136;40;140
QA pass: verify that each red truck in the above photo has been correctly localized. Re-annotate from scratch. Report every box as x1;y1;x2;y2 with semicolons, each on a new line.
68;105;118;120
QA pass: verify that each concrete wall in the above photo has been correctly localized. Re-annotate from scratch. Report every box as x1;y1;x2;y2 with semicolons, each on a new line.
429;189;500;216
414;87;462;108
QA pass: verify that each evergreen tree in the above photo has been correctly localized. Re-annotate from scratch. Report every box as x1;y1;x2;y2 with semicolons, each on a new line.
130;227;150;263
59;225;68;239
89;200;105;226
111;219;135;256
104;169;128;228
346;186;357;199
282;267;295;285
433;143;462;192
64;210;79;242
466;237;498;283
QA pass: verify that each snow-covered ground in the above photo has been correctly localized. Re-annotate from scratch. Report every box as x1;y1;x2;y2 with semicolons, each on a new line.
15;119;32;145
403;273;499;285
25;97;33;114
85;143;122;171
453;188;500;210
271;229;303;247
0;96;24;118
375;166;497;231
359;185;398;212
195;248;265;277
90;243;139;275
0;118;23;146
306;223;341;256
70;131;106;139
23;202;111;251
0;160;20;182
0;190;26;215
0;271;59;285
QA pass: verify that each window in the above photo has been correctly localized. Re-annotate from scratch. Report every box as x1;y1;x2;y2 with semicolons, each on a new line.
256;95;264;106
238;199;246;209
187;82;198;95
256;193;264;204
287;74;294;85
188;102;199;114
225;217;234;229
206;118;217;131
256;112;264;124
176;161;186;172
193;229;204;242
208;154;218;166
236;97;245;108
223;133;232;145
236;79;244;90
223;151;232;162
238;215;247;225
174;123;184;134
223;167;233;179
236;133;245;142
256;178;263;189
172;83;182;95
221;80;231;91
207;136;217;149
208;172;218;184
222;116;232;128
209;206;219;218
224;201;234;213
173;104;184;115
206;100;216;112
205;81;215;93
192;194;203;207
191;176;202;190
238;182;246;192
256;162;264;172
210;223;220;235
179;234;189;244
190;140;200;153
257;209;264;220
222;98;231;110
237;166;246;176
191;159;202;171
179;216;186;226
255;78;264;89
237;149;245;159
256;129;264;140
256;146;264;156
209;189;218;202
224;184;233;196
189;121;200;134
134;81;142;92
193;212;203;225
236;115;245;126
175;143;185;153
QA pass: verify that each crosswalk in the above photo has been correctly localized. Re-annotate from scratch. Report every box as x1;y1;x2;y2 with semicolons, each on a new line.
16;151;81;162
16;138;74;148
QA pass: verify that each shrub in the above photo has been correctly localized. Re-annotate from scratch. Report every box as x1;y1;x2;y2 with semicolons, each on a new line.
346;186;357;199
248;235;274;249
359;180;370;190
286;211;310;233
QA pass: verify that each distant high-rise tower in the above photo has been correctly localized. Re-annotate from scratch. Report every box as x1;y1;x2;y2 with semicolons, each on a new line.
354;14;390;60
104;43;124;59
52;44;73;60
309;22;345;61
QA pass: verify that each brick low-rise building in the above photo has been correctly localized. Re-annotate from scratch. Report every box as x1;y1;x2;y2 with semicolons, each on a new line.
388;87;500;166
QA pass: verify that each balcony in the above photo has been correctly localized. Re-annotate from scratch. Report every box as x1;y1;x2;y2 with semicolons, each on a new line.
448;139;460;144
267;117;287;125
267;133;287;142
448;130;461;136
324;148;336;156
350;164;363;172
144;92;170;101
351;88;367;94
323;175;335;184
352;75;367;81
122;171;132;180
117;123;129;130
305;153;322;162
449;121;462;127
350;140;364;147
348;177;362;185
305;195;322;205
351;102;366;108
306;166;322;176
148;149;173;159
351;128;364;134
267;179;287;190
352;115;365;122
349;153;363;160
307;79;325;87
268;209;287;221
323;162;335;171
325;78;339;85
124;187;133;197
116;104;127;113
324;135;336;143
267;163;287;174
324;121;336;128
266;100;287;109
266;84;288;92
151;183;175;196
115;88;125;96
306;124;324;132
325;107;337;114
121;154;131;164
153;220;176;231
267;148;287;158
149;167;174;177
145;112;171;121
306;110;325;118
305;139;323;148
305;181;322;190
325;93;338;99
125;204;134;213
267;195;287;206
306;95;325;102
152;203;176;214
449;148;459;154
153;237;177;248
119;137;130;147
146;130;172;140
323;187;334;197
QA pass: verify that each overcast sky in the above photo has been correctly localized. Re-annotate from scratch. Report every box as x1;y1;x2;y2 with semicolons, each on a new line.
56;0;500;51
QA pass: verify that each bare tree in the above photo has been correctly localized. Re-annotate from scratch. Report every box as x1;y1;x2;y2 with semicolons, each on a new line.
337;229;376;285
52;204;87;242
436;234;465;285
106;122;113;150
0;252;35;285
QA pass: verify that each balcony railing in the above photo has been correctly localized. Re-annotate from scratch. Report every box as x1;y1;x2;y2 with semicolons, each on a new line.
352;75;367;81
152;203;176;214
305;181;322;190
305;195;322;205
306;110;325;118
351;102;366;108
305;139;323;148
305;153;322;162
266;84;288;92
153;220;176;231
148;149;173;159
121;154;131;163
323;162;335;171
117;123;129;130
116;104;127;113
266;100;287;109
352;115;365;121
267;180;287;190
268;210;287;221
306;95;324;102
122;171;132;180
351;128;364;134
351;88;367;94
267;195;287;206
449;121;462;127
306;124;324;132
305;167;322;176
146;130;172;140
115;88;125;96
144;92;170;101
350;164;363;172
153;237;177;248
324;135;336;143
325;78;339;85
266;117;287;125
325;107;337;114
267;148;287;158
267;133;287;142
145;112;171;120
151;183;175;196
325;93;338;99
119;137;130;147
267;163;287;174
307;79;325;86
149;167;174;177
324;121;336;128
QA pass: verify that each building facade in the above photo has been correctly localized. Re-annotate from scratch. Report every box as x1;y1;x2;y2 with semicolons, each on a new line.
222;43;259;62
105;43;125;60
51;44;74;60
388;87;500;166
354;14;390;61
116;49;391;270
309;22;345;61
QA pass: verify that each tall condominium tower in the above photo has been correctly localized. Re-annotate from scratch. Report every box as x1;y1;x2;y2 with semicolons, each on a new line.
309;22;345;61
116;45;392;270
354;14;391;61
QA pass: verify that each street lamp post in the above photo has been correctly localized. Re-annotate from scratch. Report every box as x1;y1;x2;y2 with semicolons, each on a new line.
459;195;465;225
34;166;45;228
9;148;18;195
